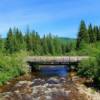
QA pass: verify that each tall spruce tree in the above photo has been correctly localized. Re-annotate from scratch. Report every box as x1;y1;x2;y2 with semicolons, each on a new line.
42;35;49;55
93;26;100;41
47;33;55;55
14;28;25;51
76;20;89;49
88;24;93;43
5;28;15;53
92;26;98;42
25;32;33;51
53;37;62;55
0;35;4;52
98;27;100;41
34;32;43;55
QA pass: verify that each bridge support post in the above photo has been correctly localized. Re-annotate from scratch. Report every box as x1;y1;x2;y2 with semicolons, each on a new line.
68;62;78;72
28;62;40;72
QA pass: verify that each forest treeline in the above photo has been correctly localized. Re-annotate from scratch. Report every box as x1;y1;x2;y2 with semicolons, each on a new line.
0;28;75;55
0;20;100;56
76;20;100;49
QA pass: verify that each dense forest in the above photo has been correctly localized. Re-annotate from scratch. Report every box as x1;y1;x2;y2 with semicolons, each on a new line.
76;20;100;50
0;20;100;85
0;20;100;56
0;27;75;55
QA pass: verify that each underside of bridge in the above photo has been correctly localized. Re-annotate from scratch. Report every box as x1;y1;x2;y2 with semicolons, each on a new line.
27;61;78;72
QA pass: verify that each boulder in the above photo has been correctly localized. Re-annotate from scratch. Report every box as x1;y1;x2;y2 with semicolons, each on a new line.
47;77;59;84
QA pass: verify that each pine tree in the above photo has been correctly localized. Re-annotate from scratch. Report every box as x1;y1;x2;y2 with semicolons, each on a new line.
0;35;4;52
65;42;72;53
33;32;42;55
14;28;25;50
54;37;63;55
5;28;15;53
88;24;93;43
42;35;49;55
47;33;55;55
25;32;33;51
92;26;98;42
76;20;89;49
94;26;100;41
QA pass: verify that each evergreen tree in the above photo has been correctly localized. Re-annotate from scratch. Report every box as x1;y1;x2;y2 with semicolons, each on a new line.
65;42;73;53
94;26;100;41
53;37;62;55
76;20;89;49
92;26;98;42
11;28;25;51
5;28;15;53
61;43;66;55
42;35;49;55
33;32;42;55
47;33;55;55
0;35;4;52
25;32;33;51
88;24;93;43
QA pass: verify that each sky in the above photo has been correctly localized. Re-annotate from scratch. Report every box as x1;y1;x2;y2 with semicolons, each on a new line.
0;0;100;38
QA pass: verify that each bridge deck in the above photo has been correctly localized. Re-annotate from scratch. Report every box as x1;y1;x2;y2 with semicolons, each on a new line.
26;56;88;64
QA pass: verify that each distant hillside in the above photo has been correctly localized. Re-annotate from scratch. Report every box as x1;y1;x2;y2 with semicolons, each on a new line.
58;37;76;44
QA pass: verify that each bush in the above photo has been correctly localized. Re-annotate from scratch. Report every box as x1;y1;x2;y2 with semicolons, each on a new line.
0;51;28;85
78;54;100;82
78;58;98;79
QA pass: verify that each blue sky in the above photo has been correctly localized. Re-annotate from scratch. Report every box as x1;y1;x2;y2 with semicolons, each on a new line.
0;0;100;38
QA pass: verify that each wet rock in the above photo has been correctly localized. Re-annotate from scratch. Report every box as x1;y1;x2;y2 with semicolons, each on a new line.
44;83;49;87
15;81;33;88
45;95;52;100
65;91;71;96
32;79;45;86
59;77;66;83
47;77;59;84
14;90;20;93
6;82;10;85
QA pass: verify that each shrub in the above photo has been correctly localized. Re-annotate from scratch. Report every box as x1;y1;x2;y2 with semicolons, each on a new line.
0;51;28;85
78;54;100;82
78;58;98;79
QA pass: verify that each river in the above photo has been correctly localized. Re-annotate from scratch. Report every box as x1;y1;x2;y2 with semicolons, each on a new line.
0;65;89;100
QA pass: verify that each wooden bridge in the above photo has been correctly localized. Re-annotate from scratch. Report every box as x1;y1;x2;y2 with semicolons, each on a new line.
26;56;89;65
26;56;89;71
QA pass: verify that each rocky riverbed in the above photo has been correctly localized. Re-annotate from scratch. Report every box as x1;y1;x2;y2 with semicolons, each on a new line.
0;76;94;100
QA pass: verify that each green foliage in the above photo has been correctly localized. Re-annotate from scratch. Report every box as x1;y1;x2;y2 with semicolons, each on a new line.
5;28;15;53
88;24;96;43
0;52;28;85
78;53;100;82
0;36;4;52
76;20;89;49
1;20;100;85
76;20;100;50
0;26;77;85
75;21;100;82
2;27;76;55
78;58;97;79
